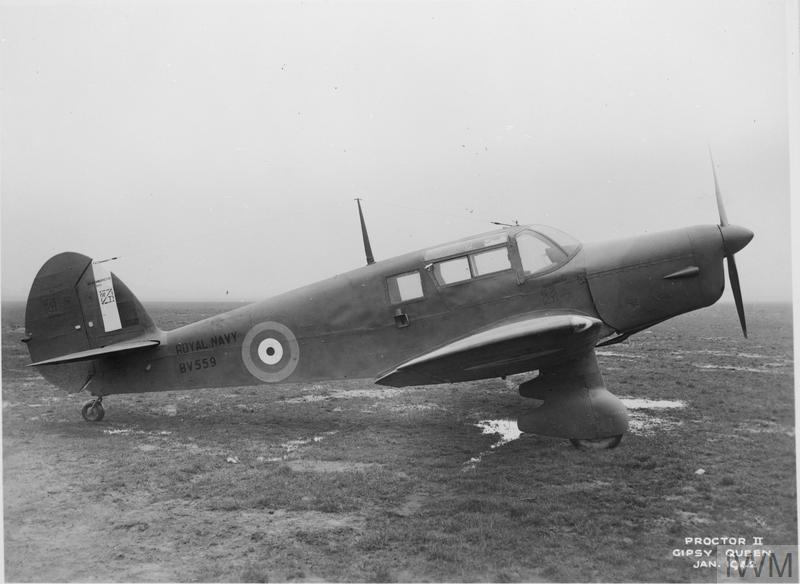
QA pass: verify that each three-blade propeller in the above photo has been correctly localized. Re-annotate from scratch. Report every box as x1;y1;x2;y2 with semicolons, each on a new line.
709;150;753;338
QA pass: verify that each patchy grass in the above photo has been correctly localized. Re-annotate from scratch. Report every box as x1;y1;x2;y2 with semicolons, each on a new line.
2;301;796;582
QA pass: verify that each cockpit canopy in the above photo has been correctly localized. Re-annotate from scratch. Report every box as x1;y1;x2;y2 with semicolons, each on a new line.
422;225;581;286
385;225;581;305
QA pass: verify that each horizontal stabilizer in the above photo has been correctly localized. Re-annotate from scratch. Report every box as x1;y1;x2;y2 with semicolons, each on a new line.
28;339;160;367
377;313;603;386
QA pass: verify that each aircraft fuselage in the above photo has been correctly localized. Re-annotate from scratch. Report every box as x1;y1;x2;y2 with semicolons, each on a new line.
84;223;732;396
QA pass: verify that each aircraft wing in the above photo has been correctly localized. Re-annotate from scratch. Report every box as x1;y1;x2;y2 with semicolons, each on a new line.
376;313;604;386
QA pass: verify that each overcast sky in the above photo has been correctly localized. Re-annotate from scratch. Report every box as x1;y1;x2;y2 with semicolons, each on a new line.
1;0;795;304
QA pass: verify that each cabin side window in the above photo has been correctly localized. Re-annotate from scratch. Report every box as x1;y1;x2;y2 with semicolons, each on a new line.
430;245;512;286
387;271;424;303
432;256;471;285
516;232;568;275
471;247;511;276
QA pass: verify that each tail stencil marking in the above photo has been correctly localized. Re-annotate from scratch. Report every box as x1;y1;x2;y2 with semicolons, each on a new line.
92;261;122;332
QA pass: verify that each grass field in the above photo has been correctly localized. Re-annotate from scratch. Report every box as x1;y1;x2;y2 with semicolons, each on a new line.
2;301;796;582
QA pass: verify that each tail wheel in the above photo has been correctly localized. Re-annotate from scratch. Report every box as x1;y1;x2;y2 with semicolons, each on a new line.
81;400;105;422
570;435;622;450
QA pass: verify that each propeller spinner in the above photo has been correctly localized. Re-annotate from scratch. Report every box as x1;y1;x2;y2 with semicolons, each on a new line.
709;150;754;337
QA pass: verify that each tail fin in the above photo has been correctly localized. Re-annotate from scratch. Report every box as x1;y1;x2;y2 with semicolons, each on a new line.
24;252;160;392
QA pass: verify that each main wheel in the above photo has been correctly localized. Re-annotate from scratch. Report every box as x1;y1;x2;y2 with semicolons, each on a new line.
81;401;105;422
570;435;622;450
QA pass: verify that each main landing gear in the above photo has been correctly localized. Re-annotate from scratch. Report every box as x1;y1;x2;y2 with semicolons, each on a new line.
81;397;105;422
570;435;623;450
516;352;629;450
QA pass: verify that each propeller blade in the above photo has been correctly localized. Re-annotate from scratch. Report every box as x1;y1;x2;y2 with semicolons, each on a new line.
709;148;728;226
709;150;749;338
726;254;747;338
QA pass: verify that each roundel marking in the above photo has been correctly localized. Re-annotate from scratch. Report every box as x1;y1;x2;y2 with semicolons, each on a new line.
241;321;299;382
257;338;284;365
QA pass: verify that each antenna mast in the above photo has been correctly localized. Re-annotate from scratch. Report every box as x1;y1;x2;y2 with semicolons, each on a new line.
355;198;375;265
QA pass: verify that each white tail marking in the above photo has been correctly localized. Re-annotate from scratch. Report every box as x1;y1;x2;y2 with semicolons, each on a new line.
92;261;121;332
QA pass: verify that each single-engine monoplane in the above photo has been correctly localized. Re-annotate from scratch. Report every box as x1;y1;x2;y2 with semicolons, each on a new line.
23;166;752;448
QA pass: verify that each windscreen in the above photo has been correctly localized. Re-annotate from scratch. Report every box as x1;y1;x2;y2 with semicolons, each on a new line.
515;226;581;276
529;225;581;255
